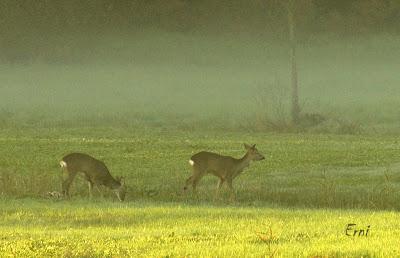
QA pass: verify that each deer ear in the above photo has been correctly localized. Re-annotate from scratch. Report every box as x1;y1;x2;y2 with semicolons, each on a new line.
120;177;125;186
244;143;251;150
252;144;256;149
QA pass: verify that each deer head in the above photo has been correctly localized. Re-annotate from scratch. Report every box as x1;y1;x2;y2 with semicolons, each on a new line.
244;143;265;161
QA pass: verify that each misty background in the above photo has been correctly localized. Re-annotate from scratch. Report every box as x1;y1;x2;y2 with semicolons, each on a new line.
1;0;399;132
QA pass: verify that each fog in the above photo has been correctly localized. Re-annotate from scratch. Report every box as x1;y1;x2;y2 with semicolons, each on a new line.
1;1;399;131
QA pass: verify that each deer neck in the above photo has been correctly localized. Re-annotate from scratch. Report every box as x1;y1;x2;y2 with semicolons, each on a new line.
105;178;121;190
236;152;252;173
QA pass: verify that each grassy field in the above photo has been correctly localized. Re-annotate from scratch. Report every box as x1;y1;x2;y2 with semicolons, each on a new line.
1;127;400;257
1;199;399;257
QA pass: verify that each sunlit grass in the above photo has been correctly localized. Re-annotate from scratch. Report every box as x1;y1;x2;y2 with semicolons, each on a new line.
0;199;399;257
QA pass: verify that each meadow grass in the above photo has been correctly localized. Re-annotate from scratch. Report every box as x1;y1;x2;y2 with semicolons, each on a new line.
0;199;399;257
0;127;400;256
1;127;400;207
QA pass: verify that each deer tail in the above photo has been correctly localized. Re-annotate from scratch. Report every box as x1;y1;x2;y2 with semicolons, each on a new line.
59;160;67;168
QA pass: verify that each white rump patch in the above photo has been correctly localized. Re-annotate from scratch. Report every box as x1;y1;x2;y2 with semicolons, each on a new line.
189;160;194;166
59;161;67;168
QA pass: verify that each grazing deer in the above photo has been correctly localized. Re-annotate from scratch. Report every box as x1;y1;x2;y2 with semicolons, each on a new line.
184;144;265;200
60;153;126;201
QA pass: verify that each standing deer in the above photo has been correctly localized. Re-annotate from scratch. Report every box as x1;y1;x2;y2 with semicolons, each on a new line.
184;143;265;200
60;153;126;201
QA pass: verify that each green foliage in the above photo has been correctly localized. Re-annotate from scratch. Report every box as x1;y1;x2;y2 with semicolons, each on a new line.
0;0;399;37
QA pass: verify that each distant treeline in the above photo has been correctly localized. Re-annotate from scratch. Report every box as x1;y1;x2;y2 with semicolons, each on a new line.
1;0;399;63
1;0;399;35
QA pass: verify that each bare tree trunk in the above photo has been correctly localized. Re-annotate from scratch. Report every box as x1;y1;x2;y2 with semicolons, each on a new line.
288;3;300;125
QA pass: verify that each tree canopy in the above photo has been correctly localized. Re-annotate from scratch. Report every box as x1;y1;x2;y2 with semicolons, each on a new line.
1;0;399;36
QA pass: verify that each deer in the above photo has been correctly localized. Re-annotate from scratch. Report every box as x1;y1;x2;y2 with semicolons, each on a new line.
183;143;265;200
59;153;126;201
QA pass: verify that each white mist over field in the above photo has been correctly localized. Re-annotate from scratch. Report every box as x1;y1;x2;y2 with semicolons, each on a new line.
1;33;399;130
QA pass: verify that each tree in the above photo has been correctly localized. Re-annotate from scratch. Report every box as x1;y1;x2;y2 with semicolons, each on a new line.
287;0;300;125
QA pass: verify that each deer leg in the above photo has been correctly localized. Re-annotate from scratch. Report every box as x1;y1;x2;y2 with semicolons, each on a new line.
215;177;225;200
183;176;193;191
184;165;204;193
86;176;104;199
227;178;236;202
83;174;96;200
95;185;103;198
191;167;205;194
115;191;122;202
191;173;204;194
88;181;93;199
61;171;76;198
